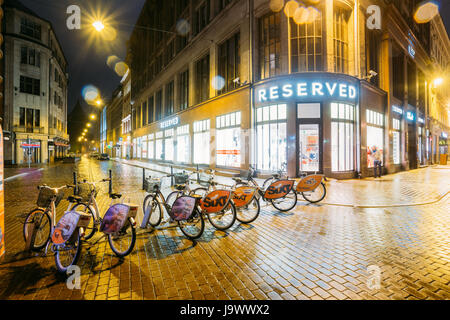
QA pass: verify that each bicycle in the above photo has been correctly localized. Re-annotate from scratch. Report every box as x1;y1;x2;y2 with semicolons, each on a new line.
141;173;206;239
231;164;298;212
22;184;91;273
192;170;260;224
68;171;138;258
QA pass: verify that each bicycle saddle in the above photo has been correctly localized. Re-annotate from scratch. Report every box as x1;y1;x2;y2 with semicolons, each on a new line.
67;195;82;203
232;177;242;183
174;184;185;191
109;193;122;199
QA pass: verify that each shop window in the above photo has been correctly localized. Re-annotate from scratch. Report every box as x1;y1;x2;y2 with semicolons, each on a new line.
298;103;320;119
148;134;155;159
216;111;241;167
133;138;137;158
256;104;287;172
259;12;281;79
155;131;163;160
142;136;148;159
331;103;355;172
217;33;240;95
177;124;190;163
290;9;323;72
366;109;384;168
164;129;174;161
194;119;210;165
137;137;142;158
333;7;349;73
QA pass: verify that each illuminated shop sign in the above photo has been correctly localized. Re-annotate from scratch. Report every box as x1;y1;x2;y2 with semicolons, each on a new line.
442;132;448;139
418;117;424;124
160;116;179;129
408;45;416;58
406;112;415;121
392;105;403;114
257;81;357;103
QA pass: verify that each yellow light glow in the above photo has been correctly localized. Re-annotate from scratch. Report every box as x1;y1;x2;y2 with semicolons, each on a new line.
414;1;439;24
433;78;443;86
87;123;92;128
269;0;284;12
284;0;299;18
96;99;103;106
84;138;88;142
90;114;96;120
93;21;105;32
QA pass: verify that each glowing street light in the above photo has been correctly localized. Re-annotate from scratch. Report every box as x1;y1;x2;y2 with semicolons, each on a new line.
90;114;97;120
93;21;105;32
86;123;92;128
96;99;103;106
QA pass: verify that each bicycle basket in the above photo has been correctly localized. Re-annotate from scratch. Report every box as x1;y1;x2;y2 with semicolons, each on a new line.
197;172;211;187
37;187;64;208
174;172;189;185
144;177;161;193
75;183;97;202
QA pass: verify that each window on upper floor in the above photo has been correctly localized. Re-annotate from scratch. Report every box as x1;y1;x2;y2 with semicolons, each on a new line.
21;46;40;67
179;69;189;111
195;54;210;104
259;12;281;80
193;0;210;35
218;32;240;95
20;76;40;96
333;7;350;74
290;8;323;73
20;18;41;40
165;81;175;117
365;29;381;87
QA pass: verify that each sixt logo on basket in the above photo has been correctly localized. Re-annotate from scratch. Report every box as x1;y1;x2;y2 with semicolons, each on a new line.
267;182;291;195
203;194;228;208
234;194;248;201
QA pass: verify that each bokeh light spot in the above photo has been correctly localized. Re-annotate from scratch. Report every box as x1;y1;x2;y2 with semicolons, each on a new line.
270;0;284;13
212;75;225;91
82;85;100;105
176;19;190;36
114;62;129;77
414;1;439;24
284;0;299;18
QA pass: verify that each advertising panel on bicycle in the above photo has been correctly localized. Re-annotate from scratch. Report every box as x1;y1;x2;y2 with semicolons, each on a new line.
233;187;256;207
170;196;197;221
296;175;323;193
264;180;294;200
52;211;81;245
200;190;232;213
100;204;129;234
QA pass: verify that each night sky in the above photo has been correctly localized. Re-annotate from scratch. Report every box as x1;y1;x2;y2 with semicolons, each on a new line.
16;0;450;114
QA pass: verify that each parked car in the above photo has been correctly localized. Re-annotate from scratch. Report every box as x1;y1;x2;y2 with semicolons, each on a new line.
89;152;100;159
99;153;110;160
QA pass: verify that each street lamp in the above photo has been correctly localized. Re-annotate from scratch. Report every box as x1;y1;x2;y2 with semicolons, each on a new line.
86;123;92;128
90;114;97;120
93;21;105;32
433;77;443;87
95;99;103;106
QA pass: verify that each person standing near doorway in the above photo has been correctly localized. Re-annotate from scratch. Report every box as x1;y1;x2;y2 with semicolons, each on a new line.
370;145;383;178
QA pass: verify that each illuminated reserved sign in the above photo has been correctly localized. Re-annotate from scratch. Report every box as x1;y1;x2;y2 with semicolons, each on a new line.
406;112;415;121
160;117;179;129
257;81;357;103
392;105;403;114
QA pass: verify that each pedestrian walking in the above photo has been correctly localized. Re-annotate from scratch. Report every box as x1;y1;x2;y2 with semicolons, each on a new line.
370;145;383;178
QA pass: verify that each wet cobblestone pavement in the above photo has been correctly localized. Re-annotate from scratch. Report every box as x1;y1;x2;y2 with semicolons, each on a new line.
0;157;449;300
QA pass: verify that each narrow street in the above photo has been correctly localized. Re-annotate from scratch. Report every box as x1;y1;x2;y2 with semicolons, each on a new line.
0;157;449;300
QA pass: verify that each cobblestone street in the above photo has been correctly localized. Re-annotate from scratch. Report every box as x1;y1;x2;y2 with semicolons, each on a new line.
0;157;449;300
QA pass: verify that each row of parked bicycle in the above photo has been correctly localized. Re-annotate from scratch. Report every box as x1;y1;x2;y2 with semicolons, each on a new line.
20;165;327;273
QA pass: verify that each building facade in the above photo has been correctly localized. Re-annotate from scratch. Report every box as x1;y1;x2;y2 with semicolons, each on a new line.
2;0;69;165
126;0;449;179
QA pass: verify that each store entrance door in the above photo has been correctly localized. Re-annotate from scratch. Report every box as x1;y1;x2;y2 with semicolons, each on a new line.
298;123;322;174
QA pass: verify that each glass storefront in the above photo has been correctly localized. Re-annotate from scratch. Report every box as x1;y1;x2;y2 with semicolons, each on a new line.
155;131;163;160
148;134;154;159
194;119;210;165
331;103;355;172
142;136;148;159
256;104;286;171
216;111;241;167
298;103;321;173
176;124;190;163
366;109;384;168
393;118;401;165
164;129;174;161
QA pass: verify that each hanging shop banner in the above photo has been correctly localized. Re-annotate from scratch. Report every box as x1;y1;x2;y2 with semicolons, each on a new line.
0;125;5;258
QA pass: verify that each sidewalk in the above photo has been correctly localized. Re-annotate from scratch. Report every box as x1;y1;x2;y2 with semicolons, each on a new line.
113;158;450;208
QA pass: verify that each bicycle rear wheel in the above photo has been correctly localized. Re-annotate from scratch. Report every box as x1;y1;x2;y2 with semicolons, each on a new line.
108;218;136;257
54;229;82;273
23;208;51;251
70;203;96;240
178;209;204;240
301;182;327;203
207;202;237;231
143;194;163;227
236;197;260;224
270;190;297;212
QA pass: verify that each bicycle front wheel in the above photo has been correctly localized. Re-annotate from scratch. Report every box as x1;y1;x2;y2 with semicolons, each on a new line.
236;197;260;224
108;218;136;257
23;208;51;251
70;203;96;240
301;182;327;203
207;202;237;231
270;190;297;212
143;194;163;227
178;209;204;240
54;229;82;273
166;191;183;208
